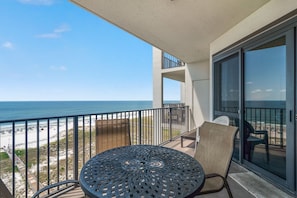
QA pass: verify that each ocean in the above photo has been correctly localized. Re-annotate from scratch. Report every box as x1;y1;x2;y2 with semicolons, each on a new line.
0;101;156;121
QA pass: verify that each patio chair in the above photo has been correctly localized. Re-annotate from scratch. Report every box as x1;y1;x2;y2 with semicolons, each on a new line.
180;116;229;147
213;115;230;125
31;180;84;198
244;120;269;162
96;118;131;153
0;179;12;198
193;121;238;198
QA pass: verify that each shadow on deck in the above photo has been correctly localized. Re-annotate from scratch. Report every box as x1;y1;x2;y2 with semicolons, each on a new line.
165;138;293;198
30;139;293;198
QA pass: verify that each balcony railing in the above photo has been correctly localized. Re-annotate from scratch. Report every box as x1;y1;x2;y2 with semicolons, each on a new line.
0;106;189;198
217;106;286;148
245;107;285;147
162;52;185;69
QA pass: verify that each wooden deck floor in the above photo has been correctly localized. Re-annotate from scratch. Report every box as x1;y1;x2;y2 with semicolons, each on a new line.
43;138;293;198
164;138;293;198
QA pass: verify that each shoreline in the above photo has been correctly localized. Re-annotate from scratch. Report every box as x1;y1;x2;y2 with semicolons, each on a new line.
0;111;145;149
0;118;80;149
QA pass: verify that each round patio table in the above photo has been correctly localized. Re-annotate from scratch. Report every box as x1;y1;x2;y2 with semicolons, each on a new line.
80;145;205;198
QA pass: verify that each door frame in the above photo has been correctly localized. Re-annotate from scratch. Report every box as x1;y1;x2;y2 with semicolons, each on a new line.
213;22;297;193
241;28;295;191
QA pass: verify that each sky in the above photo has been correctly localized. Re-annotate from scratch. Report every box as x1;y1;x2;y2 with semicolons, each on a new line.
245;45;286;101
0;0;180;101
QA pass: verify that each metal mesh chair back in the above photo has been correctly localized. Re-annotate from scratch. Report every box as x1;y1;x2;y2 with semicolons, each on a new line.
194;121;238;196
96;118;131;154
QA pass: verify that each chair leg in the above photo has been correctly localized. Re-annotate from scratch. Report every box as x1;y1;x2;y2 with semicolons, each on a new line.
224;179;233;198
250;143;255;161
245;141;252;161
266;145;269;162
264;135;269;162
181;137;184;147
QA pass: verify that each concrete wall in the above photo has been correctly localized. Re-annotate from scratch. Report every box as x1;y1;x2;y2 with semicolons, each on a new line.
180;82;185;104
152;47;163;108
185;60;209;129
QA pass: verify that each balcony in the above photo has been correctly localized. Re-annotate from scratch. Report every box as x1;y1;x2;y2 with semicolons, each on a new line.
0;106;188;197
0;106;292;198
162;52;185;70
161;52;186;83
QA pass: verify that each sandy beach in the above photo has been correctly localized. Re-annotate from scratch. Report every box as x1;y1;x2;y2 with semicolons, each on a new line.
0;112;141;149
0;119;77;149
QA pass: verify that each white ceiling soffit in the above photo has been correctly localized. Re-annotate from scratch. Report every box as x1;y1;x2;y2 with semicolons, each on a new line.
163;69;185;82
70;0;269;63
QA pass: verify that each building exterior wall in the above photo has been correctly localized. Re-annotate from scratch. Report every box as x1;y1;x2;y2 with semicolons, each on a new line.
210;0;297;55
153;47;209;129
151;2;297;194
185;61;210;128
153;1;297;126
180;82;185;104
209;0;297;119
208;1;297;195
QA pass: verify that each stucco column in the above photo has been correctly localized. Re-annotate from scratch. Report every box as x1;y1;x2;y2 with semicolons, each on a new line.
152;47;163;144
185;60;210;129
152;47;163;108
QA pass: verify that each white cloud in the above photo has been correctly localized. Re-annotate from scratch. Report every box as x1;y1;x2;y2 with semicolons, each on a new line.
54;24;70;33
280;89;286;93
251;89;262;94
265;89;273;92
37;24;70;39
37;33;60;38
50;65;67;71
2;41;14;49
246;81;253;85
18;0;54;6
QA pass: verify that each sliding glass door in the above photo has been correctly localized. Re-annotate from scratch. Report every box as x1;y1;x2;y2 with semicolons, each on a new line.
243;30;294;189
213;28;295;190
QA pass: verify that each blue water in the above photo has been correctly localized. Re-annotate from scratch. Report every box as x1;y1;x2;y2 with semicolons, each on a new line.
0;101;155;121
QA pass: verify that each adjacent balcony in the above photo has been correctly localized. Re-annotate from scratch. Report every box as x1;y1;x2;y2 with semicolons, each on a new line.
162;52;185;69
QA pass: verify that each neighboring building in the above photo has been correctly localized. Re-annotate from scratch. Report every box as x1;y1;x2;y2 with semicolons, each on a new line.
70;0;297;195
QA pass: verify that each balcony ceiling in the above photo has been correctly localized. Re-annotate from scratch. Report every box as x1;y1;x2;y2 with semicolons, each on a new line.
70;0;269;63
163;69;185;82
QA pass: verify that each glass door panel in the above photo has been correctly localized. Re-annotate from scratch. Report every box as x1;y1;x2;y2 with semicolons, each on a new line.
214;54;240;160
244;36;288;179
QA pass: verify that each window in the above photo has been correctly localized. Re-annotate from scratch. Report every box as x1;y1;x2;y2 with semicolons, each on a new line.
214;54;239;115
214;53;240;160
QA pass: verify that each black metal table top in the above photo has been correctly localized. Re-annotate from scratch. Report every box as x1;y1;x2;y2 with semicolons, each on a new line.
80;145;205;198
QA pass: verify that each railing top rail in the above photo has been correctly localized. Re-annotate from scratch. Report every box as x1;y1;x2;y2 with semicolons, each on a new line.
0;105;188;124
245;106;285;109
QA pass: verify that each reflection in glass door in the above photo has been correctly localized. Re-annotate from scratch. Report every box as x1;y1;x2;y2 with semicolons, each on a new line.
244;35;292;182
213;54;239;160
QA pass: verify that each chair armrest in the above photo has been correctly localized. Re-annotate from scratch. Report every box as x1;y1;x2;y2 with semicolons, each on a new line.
253;130;268;144
205;173;225;180
254;130;268;135
31;180;80;198
0;179;12;198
